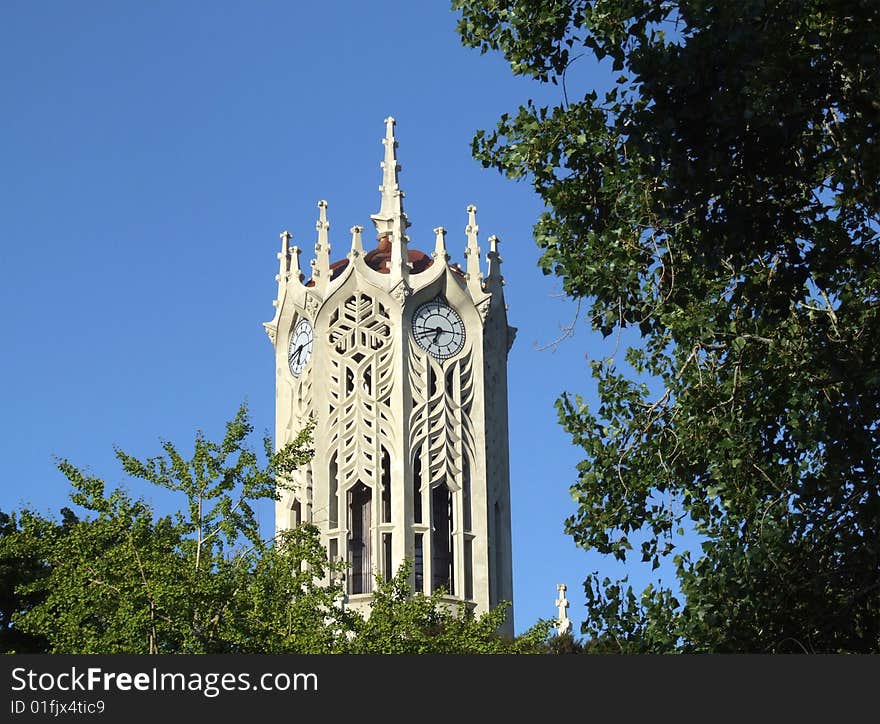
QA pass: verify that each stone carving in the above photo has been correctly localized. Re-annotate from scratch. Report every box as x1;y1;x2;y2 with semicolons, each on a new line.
476;297;492;322
263;322;277;345
408;342;476;493
390;281;411;304
305;294;320;319
327;293;395;494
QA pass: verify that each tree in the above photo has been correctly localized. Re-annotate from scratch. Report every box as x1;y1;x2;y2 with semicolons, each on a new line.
455;0;880;652
0;508;78;653
0;405;349;653
346;561;553;653
1;405;546;654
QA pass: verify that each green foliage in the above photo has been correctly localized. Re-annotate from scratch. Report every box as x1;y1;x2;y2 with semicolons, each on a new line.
347;561;553;653
1;405;543;654
0;508;78;653
0;405;337;653
456;0;880;652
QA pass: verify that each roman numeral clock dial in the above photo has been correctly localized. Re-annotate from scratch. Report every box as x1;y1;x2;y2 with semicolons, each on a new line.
288;317;314;377
411;298;465;361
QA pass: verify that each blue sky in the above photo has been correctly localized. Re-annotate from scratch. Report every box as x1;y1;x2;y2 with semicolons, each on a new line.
1;1;668;634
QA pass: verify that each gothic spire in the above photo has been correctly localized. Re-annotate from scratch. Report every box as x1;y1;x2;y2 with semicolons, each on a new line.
275;230;292;301
370;117;410;280
464;204;483;297
486;234;504;289
311;199;331;290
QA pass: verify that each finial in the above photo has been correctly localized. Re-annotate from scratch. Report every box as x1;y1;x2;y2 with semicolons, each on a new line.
433;226;449;261
274;230;293;303
370;117;410;283
349;225;364;257
464;204;483;296
276;230;292;280
312;199;330;287
486;234;504;288
370;117;408;235
555;584;572;636
289;245;304;283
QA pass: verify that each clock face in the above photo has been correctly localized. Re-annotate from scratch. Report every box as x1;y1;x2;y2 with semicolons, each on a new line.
411;299;466;361
288;318;314;377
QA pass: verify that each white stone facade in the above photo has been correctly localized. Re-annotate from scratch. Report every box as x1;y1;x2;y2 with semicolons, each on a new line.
264;118;515;633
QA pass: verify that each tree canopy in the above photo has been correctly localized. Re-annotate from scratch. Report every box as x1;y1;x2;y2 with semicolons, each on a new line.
455;0;880;652
0;405;551;654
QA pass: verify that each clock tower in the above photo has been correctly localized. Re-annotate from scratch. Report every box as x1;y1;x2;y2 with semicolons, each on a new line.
264;118;515;632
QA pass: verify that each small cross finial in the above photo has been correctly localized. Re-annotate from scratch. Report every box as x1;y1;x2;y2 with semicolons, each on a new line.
555;583;572;636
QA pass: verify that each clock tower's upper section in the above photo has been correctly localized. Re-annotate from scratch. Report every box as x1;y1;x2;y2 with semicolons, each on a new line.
263;116;515;352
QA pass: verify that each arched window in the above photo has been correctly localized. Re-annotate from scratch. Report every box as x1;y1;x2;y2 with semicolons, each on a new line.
413;445;423;524
431;484;454;594
348;483;372;595
291;498;301;527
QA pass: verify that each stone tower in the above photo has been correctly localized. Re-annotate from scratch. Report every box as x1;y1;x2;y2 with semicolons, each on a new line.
264;118;515;631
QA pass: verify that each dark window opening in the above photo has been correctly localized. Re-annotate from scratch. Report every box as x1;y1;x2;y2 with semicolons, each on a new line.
383;533;392;584
381;447;391;523
348;483;372;595
464;539;473;600
491;501;502;606
431;485;454;594
462;457;472;532
414;533;424;593
291;498;301;527
329;454;338;528
413;446;422;524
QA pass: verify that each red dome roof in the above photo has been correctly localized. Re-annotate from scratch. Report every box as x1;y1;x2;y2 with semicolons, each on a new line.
308;234;435;285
